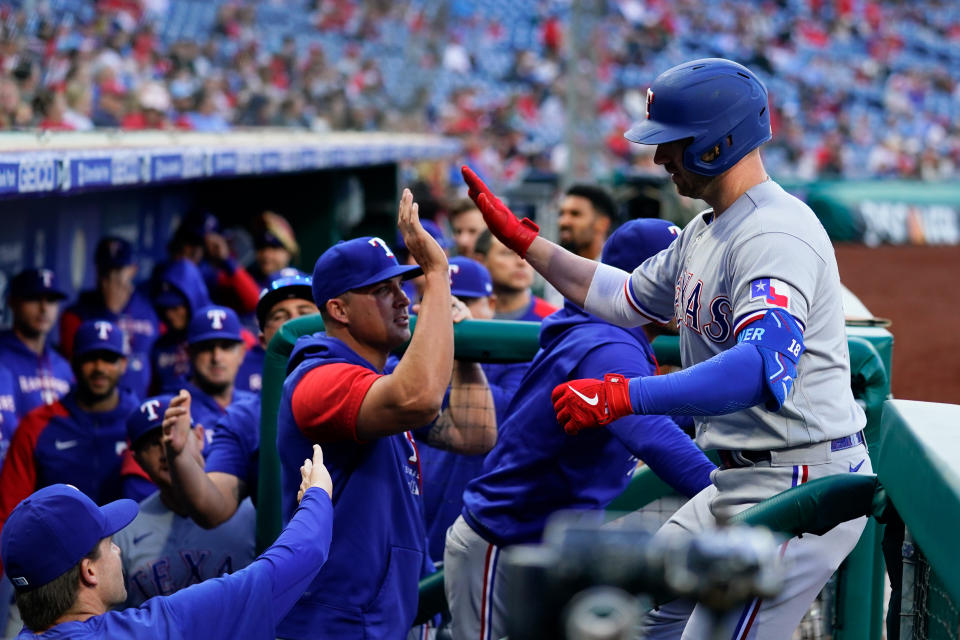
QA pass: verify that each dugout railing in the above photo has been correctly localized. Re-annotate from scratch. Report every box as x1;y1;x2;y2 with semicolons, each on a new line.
258;315;896;638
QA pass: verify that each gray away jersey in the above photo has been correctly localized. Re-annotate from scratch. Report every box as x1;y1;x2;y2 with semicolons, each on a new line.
628;180;865;451
114;493;257;607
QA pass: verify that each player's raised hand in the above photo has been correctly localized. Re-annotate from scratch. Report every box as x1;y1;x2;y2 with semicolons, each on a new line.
161;389;194;456
298;444;333;502
551;374;634;435
397;188;447;276
461;166;540;258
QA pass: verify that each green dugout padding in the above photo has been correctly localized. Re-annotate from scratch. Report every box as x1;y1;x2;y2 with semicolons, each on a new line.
877;400;960;605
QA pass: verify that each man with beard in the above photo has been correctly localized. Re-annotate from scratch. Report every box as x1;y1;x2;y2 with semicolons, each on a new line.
0;269;73;419
543;185;617;307
0;320;139;527
60;237;160;399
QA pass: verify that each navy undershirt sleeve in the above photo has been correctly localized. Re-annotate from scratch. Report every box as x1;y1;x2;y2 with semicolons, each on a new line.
628;342;767;416
607;414;714;497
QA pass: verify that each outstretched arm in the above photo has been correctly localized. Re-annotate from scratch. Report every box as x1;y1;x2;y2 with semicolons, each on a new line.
163;390;244;528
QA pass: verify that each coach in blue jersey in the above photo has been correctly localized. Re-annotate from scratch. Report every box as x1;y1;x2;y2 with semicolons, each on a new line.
114;394;255;607
163;272;318;528
0;320;139;535
1;443;332;639
0;268;73;418
275;189;496;640
60;237;160;399
444;220;716;640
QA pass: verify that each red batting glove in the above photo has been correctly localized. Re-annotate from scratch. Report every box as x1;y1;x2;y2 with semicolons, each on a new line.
551;374;634;435
461;166;539;258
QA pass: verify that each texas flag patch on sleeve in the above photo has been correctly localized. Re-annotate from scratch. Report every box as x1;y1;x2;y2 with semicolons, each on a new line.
750;278;791;310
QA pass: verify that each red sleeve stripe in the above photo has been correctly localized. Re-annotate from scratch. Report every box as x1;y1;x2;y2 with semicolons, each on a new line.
624;278;671;324
733;311;767;336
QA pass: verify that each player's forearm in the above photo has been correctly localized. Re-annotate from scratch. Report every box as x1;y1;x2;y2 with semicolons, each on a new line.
261;487;334;616
434;361;496;454
629;342;767;416
524;236;598;307
168;441;237;528
389;271;454;415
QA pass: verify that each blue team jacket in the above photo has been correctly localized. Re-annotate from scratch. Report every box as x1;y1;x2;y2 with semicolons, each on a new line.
0;330;73;420
204;393;261;501
15;488;333;640
462;303;715;548
0;389;140;513
276;334;426;640
236;343;264;393
150;259;211;393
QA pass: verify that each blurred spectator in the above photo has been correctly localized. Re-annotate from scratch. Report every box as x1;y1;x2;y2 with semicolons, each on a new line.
474;230;557;321
2;0;960;182
0;269;74;419
114;394;255;607
61;237;161;400
0;320;139;528
122;82;172;130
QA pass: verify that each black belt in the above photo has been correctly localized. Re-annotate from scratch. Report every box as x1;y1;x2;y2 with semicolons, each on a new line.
718;431;866;469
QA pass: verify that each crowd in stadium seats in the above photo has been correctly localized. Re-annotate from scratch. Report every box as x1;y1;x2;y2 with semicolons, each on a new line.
1;0;960;183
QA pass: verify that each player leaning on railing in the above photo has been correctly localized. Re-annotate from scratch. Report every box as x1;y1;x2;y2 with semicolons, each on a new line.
461;57;872;639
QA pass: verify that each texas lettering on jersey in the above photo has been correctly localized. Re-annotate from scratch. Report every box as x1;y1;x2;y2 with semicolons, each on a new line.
674;271;733;343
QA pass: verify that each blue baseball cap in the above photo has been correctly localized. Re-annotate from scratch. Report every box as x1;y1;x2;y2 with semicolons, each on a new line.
8;268;67;301
187;305;243;345
395;220;452;252
256;269;314;328
601;219;682;272
73;320;126;360
127;394;177;445
94;236;134;272
448;257;493;299
1;484;138;591
311;237;422;307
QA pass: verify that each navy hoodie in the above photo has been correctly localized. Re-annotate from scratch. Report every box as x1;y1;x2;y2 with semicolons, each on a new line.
150;259;211;393
276;334;426;640
462;303;716;548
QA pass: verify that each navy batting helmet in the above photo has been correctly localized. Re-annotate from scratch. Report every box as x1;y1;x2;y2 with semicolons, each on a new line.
625;58;771;176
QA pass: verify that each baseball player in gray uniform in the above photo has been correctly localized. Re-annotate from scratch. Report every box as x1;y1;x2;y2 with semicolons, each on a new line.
114;394;255;607
462;58;870;639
